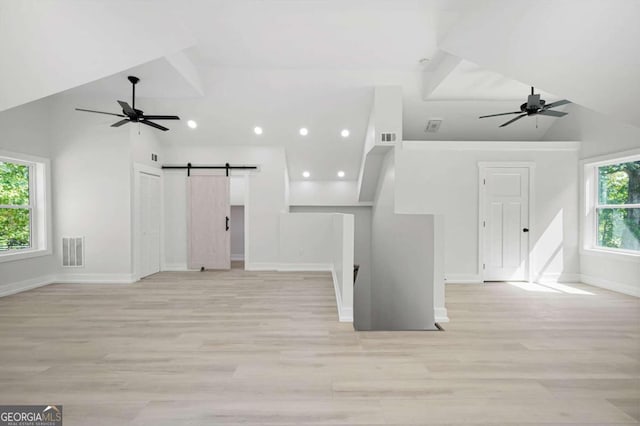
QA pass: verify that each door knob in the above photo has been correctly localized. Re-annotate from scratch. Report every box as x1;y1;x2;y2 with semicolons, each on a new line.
226;216;229;231
523;228;529;232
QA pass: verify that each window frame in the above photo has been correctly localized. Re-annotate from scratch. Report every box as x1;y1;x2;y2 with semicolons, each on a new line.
0;150;51;263
582;150;640;258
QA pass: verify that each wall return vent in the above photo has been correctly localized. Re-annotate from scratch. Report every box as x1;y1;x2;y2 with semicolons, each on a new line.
380;132;397;143
62;237;84;267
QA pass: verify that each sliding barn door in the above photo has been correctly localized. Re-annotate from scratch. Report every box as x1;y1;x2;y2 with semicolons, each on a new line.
188;175;231;270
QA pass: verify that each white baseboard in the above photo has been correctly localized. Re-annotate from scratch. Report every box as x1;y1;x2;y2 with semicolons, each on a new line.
536;272;582;284
331;268;353;323
434;307;449;323
246;262;332;272
0;275;56;298
55;273;136;284
445;274;483;284
580;274;640;297
231;254;245;261
161;263;192;272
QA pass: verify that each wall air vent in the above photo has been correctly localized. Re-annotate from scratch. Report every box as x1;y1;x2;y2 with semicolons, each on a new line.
380;132;397;143
425;119;443;133
62;237;84;267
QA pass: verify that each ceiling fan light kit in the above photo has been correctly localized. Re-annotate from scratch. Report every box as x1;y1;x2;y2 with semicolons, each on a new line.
478;87;571;127
75;76;180;131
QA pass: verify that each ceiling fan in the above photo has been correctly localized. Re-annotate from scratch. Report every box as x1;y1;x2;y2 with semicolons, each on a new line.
75;76;180;131
479;87;571;127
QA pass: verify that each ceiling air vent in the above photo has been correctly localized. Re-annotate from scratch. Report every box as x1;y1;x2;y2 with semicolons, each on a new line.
425;119;443;133
380;132;397;143
62;237;84;267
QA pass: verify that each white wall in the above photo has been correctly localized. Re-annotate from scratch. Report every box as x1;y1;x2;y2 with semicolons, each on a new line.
395;141;580;284
162;145;287;269
545;107;640;295
290;206;372;329
370;150;437;330
277;211;355;321
230;206;244;260
332;213;355;322
278;213;333;266
50;94;134;281
289;180;366;206
0;100;57;292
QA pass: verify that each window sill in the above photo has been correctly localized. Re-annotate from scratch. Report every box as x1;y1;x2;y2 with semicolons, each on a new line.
0;248;52;264
581;248;640;263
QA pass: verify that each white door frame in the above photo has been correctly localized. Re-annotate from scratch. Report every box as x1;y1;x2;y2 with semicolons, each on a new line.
133;163;164;281
478;162;536;283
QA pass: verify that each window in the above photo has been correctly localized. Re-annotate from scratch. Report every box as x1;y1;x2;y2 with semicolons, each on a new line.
0;160;33;251
593;158;640;253
0;152;50;261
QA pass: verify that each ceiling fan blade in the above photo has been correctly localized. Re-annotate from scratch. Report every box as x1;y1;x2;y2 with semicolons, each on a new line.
117;100;136;116
141;115;180;120
479;111;522;119
140;120;169;131
499;114;527;127
111;119;130;128
75;108;125;117
538;109;568;117
544;99;571;109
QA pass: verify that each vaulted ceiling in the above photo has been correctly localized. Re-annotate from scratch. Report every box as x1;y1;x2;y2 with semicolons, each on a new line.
1;0;638;181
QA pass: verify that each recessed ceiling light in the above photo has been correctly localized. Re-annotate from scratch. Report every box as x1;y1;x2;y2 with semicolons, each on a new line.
337;170;345;178
299;127;308;136
254;126;263;135
341;129;350;138
187;120;197;129
302;171;310;178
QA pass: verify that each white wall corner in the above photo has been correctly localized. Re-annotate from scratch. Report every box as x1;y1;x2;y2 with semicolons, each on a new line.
536;272;582;284
0;275;56;298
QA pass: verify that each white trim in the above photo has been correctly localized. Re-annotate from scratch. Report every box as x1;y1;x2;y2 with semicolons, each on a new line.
0;150;52;262
332;268;353;322
536;272;582;284
55;273;136;284
132;163;164;281
582;248;640;262
289;202;374;207
0;248;52;264
245;262;332;272
478;162;535;283
231;254;245;261
402;141;580;152
580;274;640;298
445;274;483;284
581;151;640;257
0;275;56;297
161;263;192;272
434;307;449;323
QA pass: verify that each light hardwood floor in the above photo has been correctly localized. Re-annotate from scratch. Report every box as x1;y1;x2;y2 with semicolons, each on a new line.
0;268;638;425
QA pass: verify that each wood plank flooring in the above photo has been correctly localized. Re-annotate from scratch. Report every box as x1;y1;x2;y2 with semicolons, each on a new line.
0;269;638;425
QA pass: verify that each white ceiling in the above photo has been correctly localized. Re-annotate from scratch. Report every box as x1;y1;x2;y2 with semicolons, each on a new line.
8;0;636;182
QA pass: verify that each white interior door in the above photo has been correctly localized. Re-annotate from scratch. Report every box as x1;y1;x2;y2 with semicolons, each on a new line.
188;175;230;270
140;172;161;278
482;167;529;281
